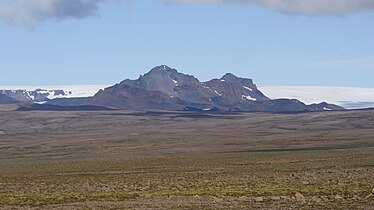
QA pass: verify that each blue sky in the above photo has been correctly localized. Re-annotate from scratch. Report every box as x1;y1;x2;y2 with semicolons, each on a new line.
0;0;373;87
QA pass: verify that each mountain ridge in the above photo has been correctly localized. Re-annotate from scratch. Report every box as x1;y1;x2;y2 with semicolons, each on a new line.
1;65;345;112
88;65;344;112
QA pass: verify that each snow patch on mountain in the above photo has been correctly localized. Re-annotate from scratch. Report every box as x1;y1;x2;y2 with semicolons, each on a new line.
242;95;257;101
214;90;222;96
243;86;253;91
323;107;333;111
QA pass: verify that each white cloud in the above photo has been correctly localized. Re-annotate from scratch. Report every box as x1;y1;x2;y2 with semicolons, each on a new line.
0;0;118;27
1;0;373;28
170;0;374;16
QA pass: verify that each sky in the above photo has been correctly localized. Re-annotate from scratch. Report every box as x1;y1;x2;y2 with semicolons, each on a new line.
0;0;373;87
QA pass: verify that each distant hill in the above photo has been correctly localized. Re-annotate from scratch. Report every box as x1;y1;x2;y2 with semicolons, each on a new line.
0;93;19;104
260;86;374;110
17;104;113;111
0;89;70;103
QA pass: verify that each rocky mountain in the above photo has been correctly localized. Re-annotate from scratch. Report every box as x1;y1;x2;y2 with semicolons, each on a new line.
4;65;345;112
0;89;71;103
88;65;344;112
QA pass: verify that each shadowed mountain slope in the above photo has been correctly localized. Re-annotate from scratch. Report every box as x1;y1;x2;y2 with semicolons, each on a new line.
0;93;19;104
88;65;344;112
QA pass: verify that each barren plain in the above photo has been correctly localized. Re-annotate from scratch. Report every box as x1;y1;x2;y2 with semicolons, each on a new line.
0;106;374;209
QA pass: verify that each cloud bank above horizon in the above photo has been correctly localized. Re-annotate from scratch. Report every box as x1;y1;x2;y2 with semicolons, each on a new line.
171;0;374;15
0;0;374;27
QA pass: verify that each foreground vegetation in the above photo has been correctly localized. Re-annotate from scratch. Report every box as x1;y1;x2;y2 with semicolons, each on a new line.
1;109;374;208
1;149;374;209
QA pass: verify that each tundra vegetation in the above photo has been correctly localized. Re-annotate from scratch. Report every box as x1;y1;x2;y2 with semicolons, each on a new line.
0;106;373;209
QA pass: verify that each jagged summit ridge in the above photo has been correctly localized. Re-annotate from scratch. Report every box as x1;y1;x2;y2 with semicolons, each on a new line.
88;65;344;112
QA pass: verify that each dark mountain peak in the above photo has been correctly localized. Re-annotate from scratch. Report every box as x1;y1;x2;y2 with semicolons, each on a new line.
220;73;254;86
221;73;239;81
148;65;176;74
